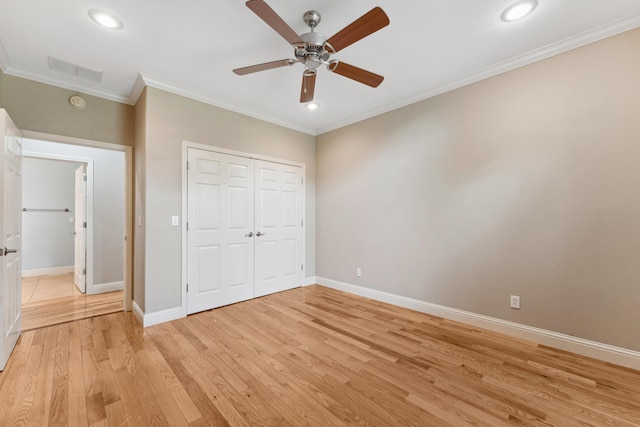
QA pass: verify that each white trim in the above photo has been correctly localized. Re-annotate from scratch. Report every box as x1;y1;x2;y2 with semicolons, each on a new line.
2;64;130;105
303;276;317;286
4;16;640;135
21;131;131;152
141;306;184;327
181;141;307;317
316;15;640;135
20;131;133;313
141;74;315;135
128;73;147;105
183;140;306;169
132;300;144;325
21;266;74;278
316;277;640;371
88;281;124;294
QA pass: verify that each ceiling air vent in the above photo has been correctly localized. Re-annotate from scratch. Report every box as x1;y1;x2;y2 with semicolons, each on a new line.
47;56;103;83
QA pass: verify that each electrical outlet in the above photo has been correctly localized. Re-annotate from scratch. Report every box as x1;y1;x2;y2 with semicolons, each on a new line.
356;268;362;277
510;295;520;309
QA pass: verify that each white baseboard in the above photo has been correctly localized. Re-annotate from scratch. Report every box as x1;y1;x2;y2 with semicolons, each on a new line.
135;305;184;327
88;281;124;294
22;266;74;277
315;277;640;371
303;276;317;286
132;300;144;325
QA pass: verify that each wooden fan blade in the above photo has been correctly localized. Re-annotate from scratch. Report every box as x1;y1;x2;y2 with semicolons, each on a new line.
300;71;316;103
233;59;295;75
325;7;389;53
246;0;303;45
328;61;384;88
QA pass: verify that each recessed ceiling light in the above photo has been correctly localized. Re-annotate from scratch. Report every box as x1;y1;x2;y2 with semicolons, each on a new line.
501;0;538;22
88;9;124;29
305;102;319;111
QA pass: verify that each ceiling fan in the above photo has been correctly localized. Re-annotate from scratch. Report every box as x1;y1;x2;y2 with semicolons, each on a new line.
233;0;390;103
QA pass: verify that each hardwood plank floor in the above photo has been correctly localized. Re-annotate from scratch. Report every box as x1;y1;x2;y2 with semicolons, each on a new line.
21;273;123;331
2;285;639;426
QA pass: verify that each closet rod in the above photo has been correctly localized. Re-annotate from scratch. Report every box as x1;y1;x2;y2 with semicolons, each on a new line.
22;208;70;212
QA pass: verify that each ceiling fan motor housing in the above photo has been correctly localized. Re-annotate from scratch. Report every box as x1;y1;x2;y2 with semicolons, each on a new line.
297;31;330;70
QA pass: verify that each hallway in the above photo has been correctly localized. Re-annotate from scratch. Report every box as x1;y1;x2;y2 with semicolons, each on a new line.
22;273;123;330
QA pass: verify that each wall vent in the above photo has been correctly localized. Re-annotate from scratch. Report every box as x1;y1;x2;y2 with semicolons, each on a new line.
47;56;103;83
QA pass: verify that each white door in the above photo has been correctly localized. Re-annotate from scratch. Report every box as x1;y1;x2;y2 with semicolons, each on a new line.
73;165;86;293
0;110;22;371
254;160;303;297
187;149;255;314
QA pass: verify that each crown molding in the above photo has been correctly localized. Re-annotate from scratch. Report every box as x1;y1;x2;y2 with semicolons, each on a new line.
315;13;640;135
128;73;147;105
138;73;316;135
2;64;131;104
3;13;640;135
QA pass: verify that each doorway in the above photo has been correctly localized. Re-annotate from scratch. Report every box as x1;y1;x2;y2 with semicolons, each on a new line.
20;135;131;330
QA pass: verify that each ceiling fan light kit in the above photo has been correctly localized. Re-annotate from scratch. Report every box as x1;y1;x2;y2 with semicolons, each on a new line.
233;0;390;104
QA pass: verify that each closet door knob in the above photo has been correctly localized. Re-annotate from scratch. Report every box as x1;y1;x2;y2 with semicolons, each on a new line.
245;232;254;237
256;231;266;237
3;247;17;256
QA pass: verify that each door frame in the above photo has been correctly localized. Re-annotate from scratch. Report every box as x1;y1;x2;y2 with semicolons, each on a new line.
21;131;133;311
22;154;94;292
181;140;306;317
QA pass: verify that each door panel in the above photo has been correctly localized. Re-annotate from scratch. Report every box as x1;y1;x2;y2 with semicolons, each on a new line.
254;160;303;297
1;110;22;371
187;149;254;314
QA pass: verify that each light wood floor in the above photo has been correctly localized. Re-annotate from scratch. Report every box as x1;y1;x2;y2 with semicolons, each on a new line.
2;285;640;426
22;273;123;331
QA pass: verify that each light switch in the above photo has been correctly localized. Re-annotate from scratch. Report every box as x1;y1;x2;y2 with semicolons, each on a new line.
171;216;179;226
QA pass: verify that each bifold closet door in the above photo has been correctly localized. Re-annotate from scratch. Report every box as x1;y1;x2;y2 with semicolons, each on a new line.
187;149;255;315
254;160;303;297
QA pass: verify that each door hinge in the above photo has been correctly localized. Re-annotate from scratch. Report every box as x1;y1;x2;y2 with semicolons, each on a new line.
83;174;87;182
82;268;86;275
186;161;189;170
301;219;303;227
301;264;304;271
186;222;189;231
83;221;87;228
186;283;189;292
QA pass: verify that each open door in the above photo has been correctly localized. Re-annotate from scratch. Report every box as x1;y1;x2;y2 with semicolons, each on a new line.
74;165;86;293
0;110;22;371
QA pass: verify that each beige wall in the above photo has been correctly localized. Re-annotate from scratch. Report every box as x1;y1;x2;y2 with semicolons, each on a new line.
139;87;316;313
316;28;640;352
1;75;133;146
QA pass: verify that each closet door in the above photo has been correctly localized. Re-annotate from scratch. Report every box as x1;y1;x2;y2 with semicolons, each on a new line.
187;149;254;314
254;160;303;297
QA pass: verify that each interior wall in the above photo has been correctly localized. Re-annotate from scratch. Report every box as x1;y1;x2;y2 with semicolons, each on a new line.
0;67;4;106
140;87;316;313
0;74;134;146
133;88;147;311
316;28;640;352
22;157;80;271
23;139;125;286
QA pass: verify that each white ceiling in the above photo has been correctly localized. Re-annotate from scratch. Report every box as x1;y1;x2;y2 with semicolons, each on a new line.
2;1;640;135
